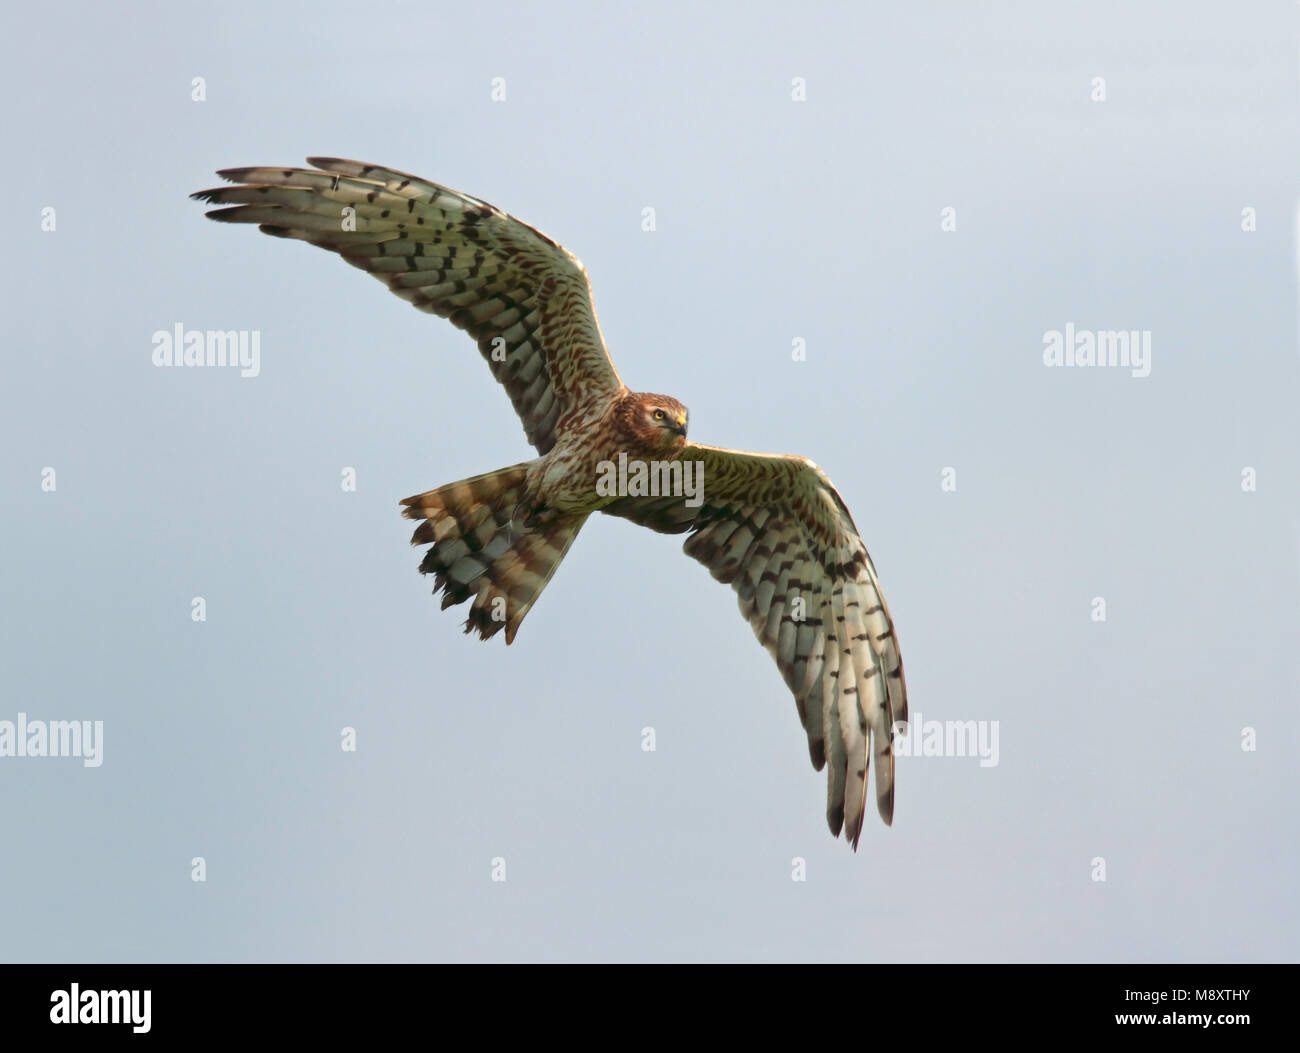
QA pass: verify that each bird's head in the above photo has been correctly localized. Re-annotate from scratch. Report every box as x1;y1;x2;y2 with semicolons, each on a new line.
616;392;690;456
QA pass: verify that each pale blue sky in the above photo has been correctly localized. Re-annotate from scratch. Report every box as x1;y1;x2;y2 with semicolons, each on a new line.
1;0;1296;961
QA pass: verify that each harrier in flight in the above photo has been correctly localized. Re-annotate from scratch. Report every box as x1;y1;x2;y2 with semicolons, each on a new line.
193;159;908;847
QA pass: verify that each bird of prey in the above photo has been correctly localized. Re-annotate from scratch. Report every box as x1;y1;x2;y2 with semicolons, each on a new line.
193;158;908;847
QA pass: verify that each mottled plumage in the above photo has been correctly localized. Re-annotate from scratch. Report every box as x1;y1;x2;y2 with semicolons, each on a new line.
194;158;908;848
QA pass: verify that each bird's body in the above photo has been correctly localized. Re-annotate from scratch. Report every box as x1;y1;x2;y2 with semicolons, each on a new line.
194;158;908;848
521;390;689;516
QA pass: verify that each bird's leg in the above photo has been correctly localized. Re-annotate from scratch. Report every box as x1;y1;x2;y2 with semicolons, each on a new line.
522;500;550;529
508;498;551;540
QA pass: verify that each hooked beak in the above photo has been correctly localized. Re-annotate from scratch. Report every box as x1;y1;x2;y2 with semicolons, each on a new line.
673;414;688;437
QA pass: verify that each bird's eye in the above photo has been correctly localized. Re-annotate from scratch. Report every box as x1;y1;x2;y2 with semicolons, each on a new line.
653;409;666;421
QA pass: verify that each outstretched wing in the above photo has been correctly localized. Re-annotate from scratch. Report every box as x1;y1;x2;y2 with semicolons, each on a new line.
192;158;625;453
601;444;908;849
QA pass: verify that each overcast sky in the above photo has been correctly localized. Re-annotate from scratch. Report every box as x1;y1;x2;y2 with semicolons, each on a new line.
1;0;1296;962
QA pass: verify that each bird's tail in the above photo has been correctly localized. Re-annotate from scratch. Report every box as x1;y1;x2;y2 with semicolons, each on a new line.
400;463;586;643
